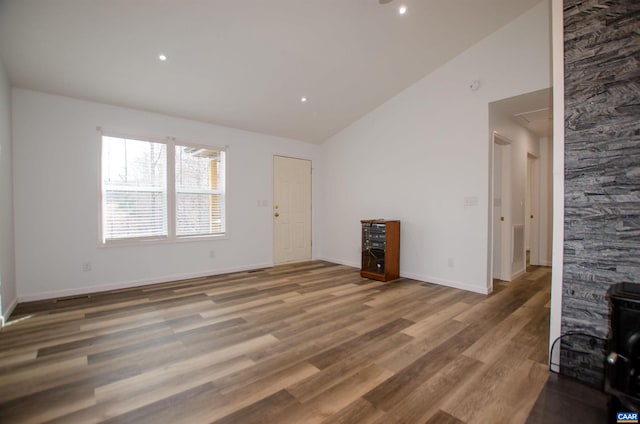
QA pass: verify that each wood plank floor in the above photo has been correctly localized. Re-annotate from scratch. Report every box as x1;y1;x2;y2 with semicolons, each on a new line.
0;261;551;423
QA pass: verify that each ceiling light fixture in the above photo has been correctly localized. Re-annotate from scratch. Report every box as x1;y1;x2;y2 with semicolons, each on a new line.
158;54;167;61
301;97;308;103
398;5;407;15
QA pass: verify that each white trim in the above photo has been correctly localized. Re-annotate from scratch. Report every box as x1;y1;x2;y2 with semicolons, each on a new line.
273;155;312;265
1;296;18;327
510;269;526;281
550;0;565;373
17;262;273;303
100;135;170;243
316;256;490;295
167;136;177;241
99;133;228;246
489;132;514;288
401;271;490;295
487;131;496;293
315;256;360;269
98;128;168;144
526;153;541;269
99;233;229;248
97;129;105;247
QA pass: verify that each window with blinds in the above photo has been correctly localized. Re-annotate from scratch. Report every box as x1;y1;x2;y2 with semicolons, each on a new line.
102;136;168;241
100;134;226;244
175;145;226;237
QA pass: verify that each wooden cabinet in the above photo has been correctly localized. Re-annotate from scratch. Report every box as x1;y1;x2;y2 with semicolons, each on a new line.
360;220;400;282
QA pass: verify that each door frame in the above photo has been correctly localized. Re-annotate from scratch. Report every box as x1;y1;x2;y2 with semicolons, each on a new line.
272;155;312;265
526;153;541;267
489;132;513;292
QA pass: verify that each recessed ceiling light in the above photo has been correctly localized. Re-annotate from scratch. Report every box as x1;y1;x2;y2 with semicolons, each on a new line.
398;5;407;15
158;54;167;61
301;97;308;103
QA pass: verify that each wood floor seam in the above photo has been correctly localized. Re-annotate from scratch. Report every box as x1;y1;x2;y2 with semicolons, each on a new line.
0;260;551;423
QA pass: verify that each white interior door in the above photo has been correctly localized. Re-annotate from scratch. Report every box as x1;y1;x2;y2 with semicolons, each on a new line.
493;142;504;280
273;156;311;264
492;133;512;283
526;154;540;266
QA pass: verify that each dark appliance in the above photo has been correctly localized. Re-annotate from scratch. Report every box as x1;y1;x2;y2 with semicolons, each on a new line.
605;283;640;418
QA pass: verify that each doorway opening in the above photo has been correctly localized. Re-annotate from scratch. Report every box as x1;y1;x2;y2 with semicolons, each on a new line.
488;88;552;292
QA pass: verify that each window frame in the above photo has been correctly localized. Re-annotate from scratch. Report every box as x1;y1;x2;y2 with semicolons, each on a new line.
99;131;228;246
173;141;227;239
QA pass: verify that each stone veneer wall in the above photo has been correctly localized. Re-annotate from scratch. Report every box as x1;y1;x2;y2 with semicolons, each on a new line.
561;0;640;387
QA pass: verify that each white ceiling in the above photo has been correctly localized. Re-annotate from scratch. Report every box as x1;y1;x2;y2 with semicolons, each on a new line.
0;0;543;144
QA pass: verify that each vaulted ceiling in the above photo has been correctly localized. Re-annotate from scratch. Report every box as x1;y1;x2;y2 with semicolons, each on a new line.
0;0;543;143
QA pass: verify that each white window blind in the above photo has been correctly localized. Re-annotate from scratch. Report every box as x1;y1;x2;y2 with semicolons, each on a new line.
100;133;226;244
175;145;226;237
102;136;168;242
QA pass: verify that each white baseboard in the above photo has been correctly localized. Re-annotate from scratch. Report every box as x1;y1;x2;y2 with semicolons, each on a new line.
400;271;490;295
17;262;274;303
16;258;492;303
511;269;526;281
530;260;552;267
316;256;490;295
314;256;360;269
1;296;18;326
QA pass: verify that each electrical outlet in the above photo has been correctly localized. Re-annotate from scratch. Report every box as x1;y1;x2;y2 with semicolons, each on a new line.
209;250;215;259
464;196;478;207
82;261;92;272
448;258;455;268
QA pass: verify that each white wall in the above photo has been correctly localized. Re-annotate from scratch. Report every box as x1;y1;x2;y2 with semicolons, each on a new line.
539;136;553;266
0;58;16;321
318;0;551;294
489;110;541;228
12;89;321;300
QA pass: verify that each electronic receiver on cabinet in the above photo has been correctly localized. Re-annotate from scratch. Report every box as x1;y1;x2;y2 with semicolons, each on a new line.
361;220;400;282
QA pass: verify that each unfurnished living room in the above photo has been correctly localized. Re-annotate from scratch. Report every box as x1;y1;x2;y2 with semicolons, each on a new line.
0;1;638;423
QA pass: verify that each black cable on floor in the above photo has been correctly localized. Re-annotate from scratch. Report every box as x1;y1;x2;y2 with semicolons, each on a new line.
549;331;608;374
